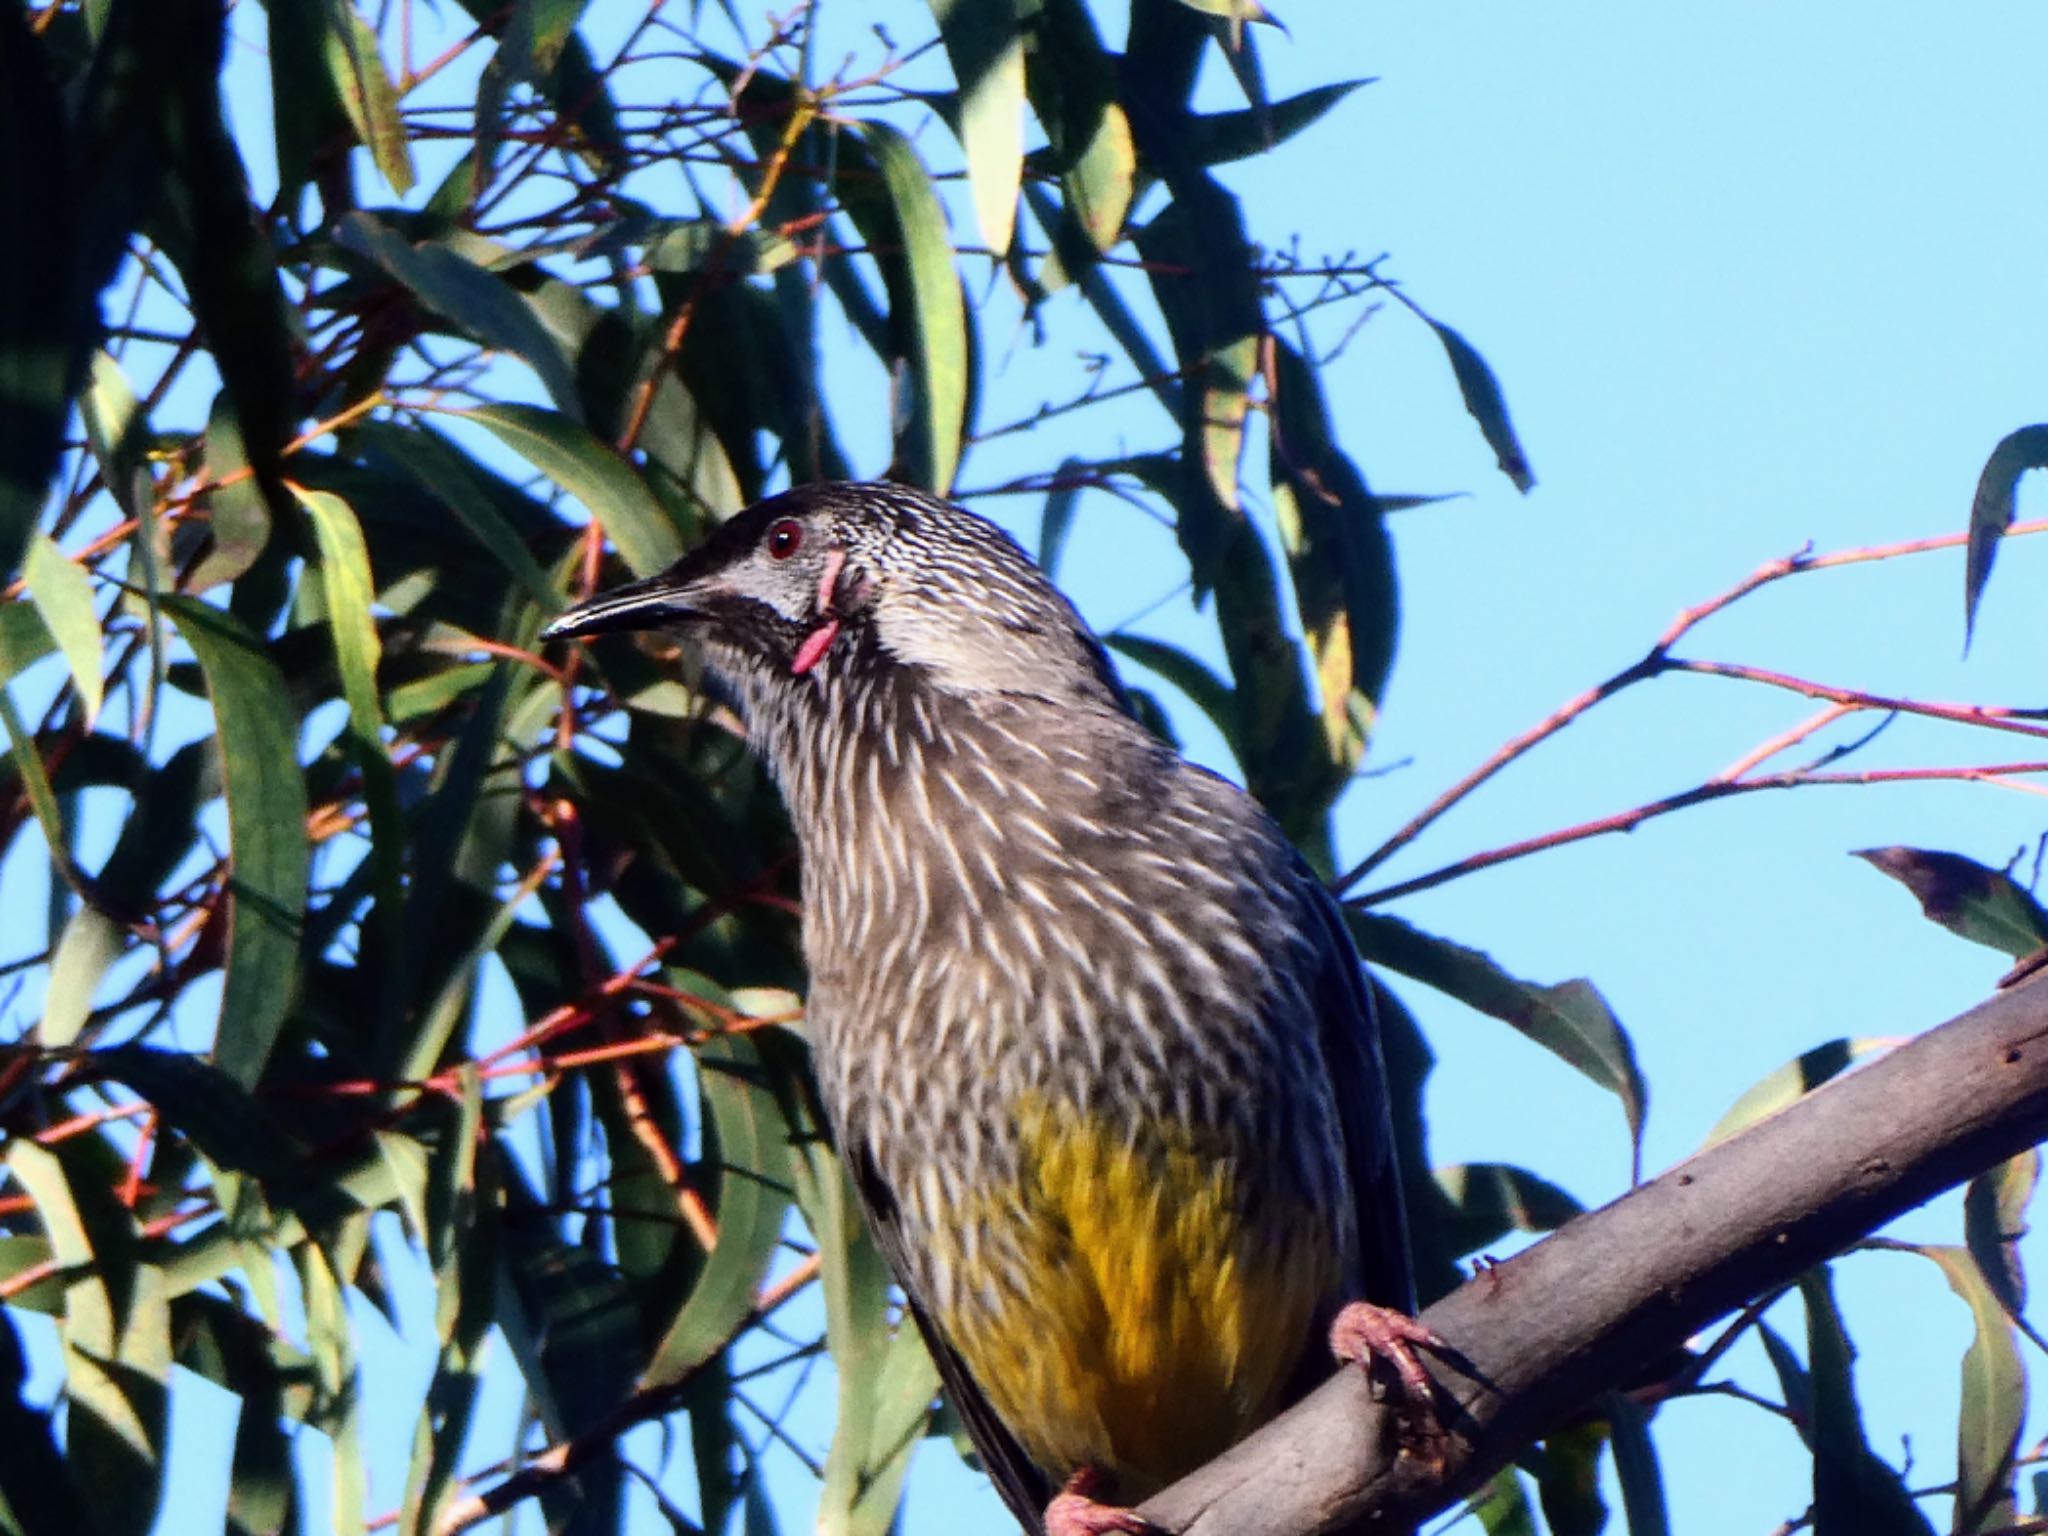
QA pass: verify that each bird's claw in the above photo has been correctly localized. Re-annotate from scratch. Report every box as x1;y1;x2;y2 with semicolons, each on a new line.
1329;1300;1445;1408
1044;1468;1166;1536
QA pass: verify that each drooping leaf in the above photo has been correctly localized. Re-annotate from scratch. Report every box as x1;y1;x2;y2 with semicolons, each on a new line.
163;597;309;1088
337;213;582;416
1469;1469;1539;1536
0;0;179;587
839;122;970;493
352;421;560;612
1604;1393;1670;1536
499;0;589;81
1965;424;2048;645
1424;315;1534;491
1435;1162;1582;1260
1268;334;1398;767
0;1309;88;1529
1965;1150;2039;1343
464;401;683;577
39;905;124;1049
1855;846;2048;960
1800;1265;1939;1536
1137;186;1261;576
22;535;103;725
928;0;1026;255
152;24;298;494
1354;911;1648;1160
1180;79;1370;165
0;687;85;900
1873;1245;2027;1534
189;394;276;593
300;1242;368;1536
1534;1419;1609;1536
319;0;415;195
641;1030;797;1389
1757;1319;1815;1445
7;1141;168;1536
1023;0;1135;257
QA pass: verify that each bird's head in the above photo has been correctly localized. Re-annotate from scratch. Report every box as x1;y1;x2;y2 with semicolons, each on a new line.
542;482;1124;709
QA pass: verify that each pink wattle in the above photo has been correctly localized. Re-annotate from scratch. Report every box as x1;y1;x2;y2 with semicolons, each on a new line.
791;618;841;676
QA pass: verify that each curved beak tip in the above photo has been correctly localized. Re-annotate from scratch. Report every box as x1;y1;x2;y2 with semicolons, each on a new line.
540;574;697;644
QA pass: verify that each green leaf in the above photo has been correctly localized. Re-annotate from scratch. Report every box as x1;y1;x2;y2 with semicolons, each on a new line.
0;1309;89;1528
1534;1419;1608;1536
615;219;800;279
0;7;80;588
1354;911;1648;1159
769;1033;938;1536
841;122;970;493
1468;1469;1538;1536
402;1072;495;1535
300;1242;368;1536
152;34;298;493
499;0;589;81
1855;846;2048;960
641;1031;797;1389
337;213;582;416
1424;315;1534;492
929;0;1026;254
1038;460;1087;579
1269;335;1398;768
1180;79;1370;165
1757;1319;1815;1445
1965;424;2048;645
0;686;85;899
1604;1393;1669;1536
40;905;124;1049
320;0;414;195
463;401;683;577
1703;1038;1892;1147
0;602;57;683
6;1141;168;1536
1877;1246;2027;1534
79;349;147;505
189;394;275;592
163;597;309;1088
1023;0;1135;257
89;1045;305;1185
1800;1265;1938;1536
22;535;103;725
1137;187;1261;555
354;421;560;610
1435;1162;1582;1259
1965;1150;2039;1343
292;486;404;986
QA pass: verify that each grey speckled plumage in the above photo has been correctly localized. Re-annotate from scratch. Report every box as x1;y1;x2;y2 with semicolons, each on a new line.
543;481;1415;1533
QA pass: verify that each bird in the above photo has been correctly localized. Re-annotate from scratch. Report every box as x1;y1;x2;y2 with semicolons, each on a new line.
542;481;1438;1536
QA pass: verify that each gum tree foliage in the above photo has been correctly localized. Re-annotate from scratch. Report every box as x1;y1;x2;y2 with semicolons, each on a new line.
0;3;2039;1534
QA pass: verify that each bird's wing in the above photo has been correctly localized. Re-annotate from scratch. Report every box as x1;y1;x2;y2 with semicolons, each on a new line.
1302;876;1418;1315
846;1143;1054;1535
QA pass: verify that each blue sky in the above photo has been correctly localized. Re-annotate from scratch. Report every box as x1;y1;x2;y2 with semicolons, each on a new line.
18;2;2048;1533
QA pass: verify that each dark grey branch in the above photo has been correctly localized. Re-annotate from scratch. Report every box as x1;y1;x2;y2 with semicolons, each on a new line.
1140;975;2048;1536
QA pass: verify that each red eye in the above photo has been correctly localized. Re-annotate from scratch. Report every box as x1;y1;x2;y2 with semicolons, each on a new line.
767;519;804;560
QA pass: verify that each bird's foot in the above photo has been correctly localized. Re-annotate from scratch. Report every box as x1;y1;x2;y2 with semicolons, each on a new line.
1044;1468;1164;1536
1329;1300;1445;1407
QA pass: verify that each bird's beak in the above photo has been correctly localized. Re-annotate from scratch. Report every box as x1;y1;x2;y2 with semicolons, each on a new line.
541;570;705;643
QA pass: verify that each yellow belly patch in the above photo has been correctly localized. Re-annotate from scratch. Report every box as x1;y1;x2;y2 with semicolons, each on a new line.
935;1100;1337;1495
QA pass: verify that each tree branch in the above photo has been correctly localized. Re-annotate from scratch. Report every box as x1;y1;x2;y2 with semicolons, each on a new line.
1140;973;2048;1536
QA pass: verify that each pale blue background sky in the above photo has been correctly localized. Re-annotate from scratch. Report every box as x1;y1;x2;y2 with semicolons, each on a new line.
21;3;2048;1533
